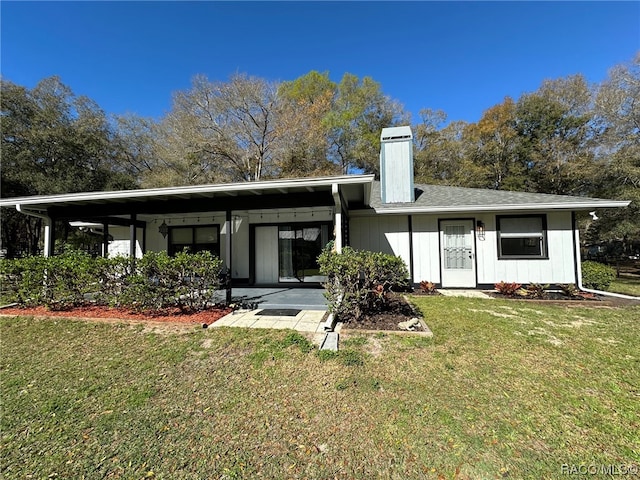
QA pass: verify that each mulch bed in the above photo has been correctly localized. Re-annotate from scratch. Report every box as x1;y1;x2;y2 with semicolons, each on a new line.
489;292;640;306
340;294;422;332
0;304;232;326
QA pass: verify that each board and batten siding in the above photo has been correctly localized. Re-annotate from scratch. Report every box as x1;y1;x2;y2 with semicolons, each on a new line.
474;211;576;285
411;215;440;284
351;210;578;286
349;214;412;274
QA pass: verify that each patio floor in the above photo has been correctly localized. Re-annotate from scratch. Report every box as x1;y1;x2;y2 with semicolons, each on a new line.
212;308;327;333
210;287;328;334
212;287;328;310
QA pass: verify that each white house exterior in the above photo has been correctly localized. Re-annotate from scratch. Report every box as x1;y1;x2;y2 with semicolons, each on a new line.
0;127;630;289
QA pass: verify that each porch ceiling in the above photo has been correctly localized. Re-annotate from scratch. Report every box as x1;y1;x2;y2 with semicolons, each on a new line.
0;175;374;220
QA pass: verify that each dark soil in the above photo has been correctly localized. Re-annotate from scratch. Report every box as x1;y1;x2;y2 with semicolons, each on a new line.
490;291;600;301
341;294;421;332
489;291;640;307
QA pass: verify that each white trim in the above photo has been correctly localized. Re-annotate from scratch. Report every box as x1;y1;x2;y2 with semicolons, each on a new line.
367;201;630;215
574;226;640;300
0;175;375;208
332;183;343;253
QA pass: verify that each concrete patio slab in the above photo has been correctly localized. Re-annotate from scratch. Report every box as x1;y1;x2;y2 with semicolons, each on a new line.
211;308;327;333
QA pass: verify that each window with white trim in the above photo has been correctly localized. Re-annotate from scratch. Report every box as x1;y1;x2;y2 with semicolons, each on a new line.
497;215;547;259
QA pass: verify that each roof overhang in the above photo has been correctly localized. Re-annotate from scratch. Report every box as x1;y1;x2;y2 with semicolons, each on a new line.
351;200;631;216
0;175;375;217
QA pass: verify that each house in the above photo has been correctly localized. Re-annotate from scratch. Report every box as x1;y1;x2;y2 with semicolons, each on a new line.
0;126;630;289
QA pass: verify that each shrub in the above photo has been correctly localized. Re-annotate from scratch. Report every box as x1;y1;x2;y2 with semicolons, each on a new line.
318;246;363;319
94;255;135;305
44;249;98;309
559;283;580;298
0;256;48;306
494;281;522;296
117;251;224;313
581;261;615;291
419;280;437;294
525;283;549;299
318;246;409;320
0;250;97;309
0;249;225;313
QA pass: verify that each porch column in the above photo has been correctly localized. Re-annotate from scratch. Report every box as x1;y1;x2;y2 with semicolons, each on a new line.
129;214;137;258
225;209;232;303
332;183;343;253
102;222;109;258
44;217;55;257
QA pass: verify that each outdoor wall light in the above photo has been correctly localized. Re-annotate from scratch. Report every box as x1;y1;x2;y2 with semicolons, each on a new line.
158;220;169;238
476;220;486;240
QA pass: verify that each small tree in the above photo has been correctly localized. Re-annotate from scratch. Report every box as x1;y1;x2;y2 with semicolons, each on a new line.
318;246;409;321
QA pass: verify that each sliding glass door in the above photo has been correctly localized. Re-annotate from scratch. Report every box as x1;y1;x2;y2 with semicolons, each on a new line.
278;224;330;283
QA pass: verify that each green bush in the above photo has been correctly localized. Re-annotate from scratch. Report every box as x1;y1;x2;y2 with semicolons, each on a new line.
94;255;135;305
116;251;224;312
0;250;97;309
0;255;47;306
318;246;363;319
318;246;409;320
44;249;98;309
581;261;616;291
0;250;225;312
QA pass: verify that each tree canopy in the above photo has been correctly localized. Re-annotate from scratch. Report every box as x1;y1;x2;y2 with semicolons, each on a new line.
2;55;639;255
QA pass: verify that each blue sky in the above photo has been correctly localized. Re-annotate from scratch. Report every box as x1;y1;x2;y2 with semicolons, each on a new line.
2;1;638;124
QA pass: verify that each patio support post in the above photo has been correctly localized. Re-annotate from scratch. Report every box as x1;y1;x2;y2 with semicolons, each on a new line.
331;184;343;253
44;217;55;257
129;214;137;258
225;209;232;304
16;205;54;257
102;222;109;258
142;224;147;254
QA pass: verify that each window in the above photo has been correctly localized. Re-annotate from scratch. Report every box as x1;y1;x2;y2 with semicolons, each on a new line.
278;223;330;282
497;215;547;259
169;225;220;256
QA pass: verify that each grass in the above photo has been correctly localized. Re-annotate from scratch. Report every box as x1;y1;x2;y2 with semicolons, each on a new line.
609;275;640;297
1;296;639;479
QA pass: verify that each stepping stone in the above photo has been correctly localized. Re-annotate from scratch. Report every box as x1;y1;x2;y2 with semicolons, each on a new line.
320;332;339;351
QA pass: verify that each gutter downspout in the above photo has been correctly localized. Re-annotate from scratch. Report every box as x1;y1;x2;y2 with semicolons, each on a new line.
324;183;344;332
16;204;53;257
573;216;639;300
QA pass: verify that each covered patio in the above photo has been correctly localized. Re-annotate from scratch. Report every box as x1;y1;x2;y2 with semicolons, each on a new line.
210;287;328;334
212;287;327;311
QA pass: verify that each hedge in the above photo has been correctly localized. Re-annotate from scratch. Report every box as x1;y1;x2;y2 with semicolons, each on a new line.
581;261;616;291
0;250;225;312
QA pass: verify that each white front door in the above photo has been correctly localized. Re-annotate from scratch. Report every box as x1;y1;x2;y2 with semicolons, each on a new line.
440;220;476;288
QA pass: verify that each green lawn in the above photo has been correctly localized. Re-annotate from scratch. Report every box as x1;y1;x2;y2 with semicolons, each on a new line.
2;297;639;479
609;275;640;297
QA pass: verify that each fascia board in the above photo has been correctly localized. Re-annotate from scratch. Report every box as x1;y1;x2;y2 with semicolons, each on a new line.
370;201;631;215
0;175;375;208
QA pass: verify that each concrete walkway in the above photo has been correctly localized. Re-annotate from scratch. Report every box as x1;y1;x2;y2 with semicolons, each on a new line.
212;308;327;333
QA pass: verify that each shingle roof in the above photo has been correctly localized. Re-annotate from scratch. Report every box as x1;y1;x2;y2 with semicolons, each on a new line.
367;181;629;213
